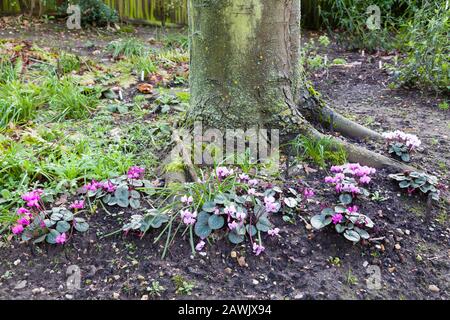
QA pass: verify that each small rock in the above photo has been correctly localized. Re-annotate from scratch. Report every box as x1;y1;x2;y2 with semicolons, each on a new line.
112;292;120;299
252;279;259;285
394;244;401;250
13;259;21;266
65;294;73;300
429;227;435;232
363;261;369;268
230;251;237;258
237;256;247;267
113;275;120;281
14;280;27;290
294;293;304;299
405;230;411;235
141;295;149;300
224;268;232;274
137;275;146;281
429;285;440;293
388;267;396;273
396;228;404;236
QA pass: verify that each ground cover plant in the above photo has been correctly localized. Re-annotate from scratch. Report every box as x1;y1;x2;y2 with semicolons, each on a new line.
0;3;448;302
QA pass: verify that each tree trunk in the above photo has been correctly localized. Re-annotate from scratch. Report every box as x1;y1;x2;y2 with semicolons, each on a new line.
189;0;302;131
186;0;418;173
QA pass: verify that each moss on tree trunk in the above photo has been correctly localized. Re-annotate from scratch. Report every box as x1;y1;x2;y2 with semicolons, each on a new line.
188;0;302;131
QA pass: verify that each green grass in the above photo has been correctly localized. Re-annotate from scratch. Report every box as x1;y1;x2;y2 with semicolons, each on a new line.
289;135;347;168
106;38;149;58
0;80;46;128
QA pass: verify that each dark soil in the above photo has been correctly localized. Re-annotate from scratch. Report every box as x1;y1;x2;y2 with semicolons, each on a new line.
0;23;448;300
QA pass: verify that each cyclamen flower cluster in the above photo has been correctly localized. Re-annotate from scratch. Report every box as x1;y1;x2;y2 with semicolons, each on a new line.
127;166;145;179
180;210;197;225
12;189;45;235
216;166;234;179
83;180;117;193
264;196;279;213
382;130;421;151
70;200;85;210
252;243;265;256
21;189;43;208
325;163;376;195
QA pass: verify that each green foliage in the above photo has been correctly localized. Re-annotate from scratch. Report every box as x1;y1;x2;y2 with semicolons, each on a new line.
107;38;148;58
395;1;449;92
319;0;414;51
61;0;118;26
311;206;374;243
0;57;22;84
46;78;101;121
438;101;449;111
172;275;195;296
289;135;347;168
389;171;440;201
59;52;81;74
0;80;45;128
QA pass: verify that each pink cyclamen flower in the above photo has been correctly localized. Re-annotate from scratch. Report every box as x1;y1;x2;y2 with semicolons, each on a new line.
304;188;315;198
55;233;67;245
324;176;336;183
127;166;145;179
84;180;102;192
236;211;246;221
195;240;206;251
224;205;237;215
12;224;24;235
17;207;30;215
248;188;256;195
17;217;30;226
181;195;193;205
180;210;197;225
331;213;344;225
238;173;250;182
101;180;117;193
248;179;259;187
252;243;265;256
70;200;85;210
330;165;343;173
228;221;239;230
359;175;371;184
268;228;280;237
346;205;359;214
216;166;233;179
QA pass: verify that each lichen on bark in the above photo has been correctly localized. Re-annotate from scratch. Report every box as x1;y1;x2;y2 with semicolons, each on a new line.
188;0;302;132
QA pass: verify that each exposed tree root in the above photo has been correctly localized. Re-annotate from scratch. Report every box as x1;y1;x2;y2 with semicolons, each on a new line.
300;94;384;142
297;120;416;172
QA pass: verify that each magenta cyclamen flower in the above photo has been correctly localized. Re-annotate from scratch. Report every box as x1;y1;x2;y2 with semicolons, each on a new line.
238;173;250;182
70;200;85;210
127;166;145;179
236;211;246;221
216;166;233;179
101;181;117;193
268;228;280;237
22;189;43;208
12;224;24;235
252;243;265;256
224;205;236;215
228;221;239;230
195;240;206;251
359;175;371;184
181;195;193;205
331;213;344;225
17;207;30;216
346;205;359;214
264;196;278;213
84;180;102;192
304;188;315;198
55;233;67;245
180;210;197;225
17;217;30;226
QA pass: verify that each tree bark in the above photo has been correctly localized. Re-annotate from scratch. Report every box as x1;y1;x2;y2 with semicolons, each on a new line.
187;0;417;172
189;0;303;131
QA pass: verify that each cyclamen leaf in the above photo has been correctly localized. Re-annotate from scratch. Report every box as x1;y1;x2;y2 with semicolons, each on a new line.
208;214;224;230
